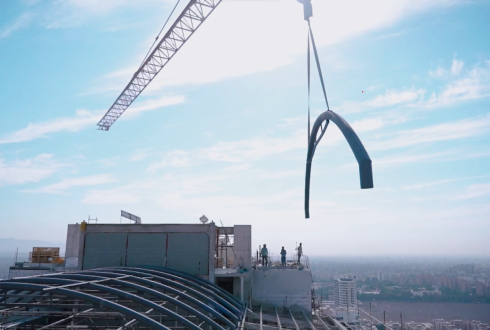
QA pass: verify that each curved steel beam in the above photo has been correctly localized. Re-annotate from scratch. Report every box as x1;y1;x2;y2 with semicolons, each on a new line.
77;269;238;325
105;266;242;313
305;110;373;218
50;272;236;329
15;277;202;330
0;282;169;330
139;266;243;307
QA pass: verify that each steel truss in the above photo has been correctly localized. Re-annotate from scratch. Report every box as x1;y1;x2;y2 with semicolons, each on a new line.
0;266;243;329
242;305;339;330
97;0;222;131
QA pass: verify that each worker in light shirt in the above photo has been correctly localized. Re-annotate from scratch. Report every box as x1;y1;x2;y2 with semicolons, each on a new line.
296;243;303;264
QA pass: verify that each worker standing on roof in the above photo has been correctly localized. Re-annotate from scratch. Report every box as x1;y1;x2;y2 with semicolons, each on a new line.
297;243;303;264
280;247;287;267
260;244;268;267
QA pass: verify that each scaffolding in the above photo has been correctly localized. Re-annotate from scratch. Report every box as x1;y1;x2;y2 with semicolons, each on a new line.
30;247;60;263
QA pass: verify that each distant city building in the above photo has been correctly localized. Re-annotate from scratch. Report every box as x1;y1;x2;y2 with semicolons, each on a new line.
475;280;487;296
334;277;357;309
405;321;434;330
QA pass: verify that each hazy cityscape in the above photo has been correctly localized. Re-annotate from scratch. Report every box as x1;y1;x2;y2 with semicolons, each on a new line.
310;257;490;324
2;249;490;325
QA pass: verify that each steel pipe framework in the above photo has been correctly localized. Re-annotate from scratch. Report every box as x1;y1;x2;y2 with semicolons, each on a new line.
0;266;243;330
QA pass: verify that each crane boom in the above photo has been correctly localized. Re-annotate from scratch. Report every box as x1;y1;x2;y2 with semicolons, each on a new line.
97;0;222;131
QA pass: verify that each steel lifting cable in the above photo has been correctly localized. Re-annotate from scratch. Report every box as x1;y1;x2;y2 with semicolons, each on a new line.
306;20;331;145
307;29;311;144
138;0;182;69
308;21;330;111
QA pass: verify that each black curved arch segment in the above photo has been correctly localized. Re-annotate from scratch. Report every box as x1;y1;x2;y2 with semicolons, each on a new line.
305;110;373;218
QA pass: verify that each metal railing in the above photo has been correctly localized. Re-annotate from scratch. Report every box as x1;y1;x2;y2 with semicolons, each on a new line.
253;253;310;269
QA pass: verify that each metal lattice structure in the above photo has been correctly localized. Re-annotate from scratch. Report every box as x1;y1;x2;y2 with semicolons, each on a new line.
0;266;243;329
97;0;223;131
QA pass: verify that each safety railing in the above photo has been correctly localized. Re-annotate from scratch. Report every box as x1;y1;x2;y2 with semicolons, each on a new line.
253;253;310;269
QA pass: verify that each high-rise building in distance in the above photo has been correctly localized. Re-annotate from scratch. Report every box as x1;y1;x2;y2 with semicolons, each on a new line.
334;277;357;309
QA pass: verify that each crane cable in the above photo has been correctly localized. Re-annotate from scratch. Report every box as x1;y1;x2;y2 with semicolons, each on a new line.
306;20;330;144
138;0;182;69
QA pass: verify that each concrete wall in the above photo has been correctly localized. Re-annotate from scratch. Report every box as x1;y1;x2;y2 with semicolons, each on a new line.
65;224;83;269
233;225;251;269
66;223;216;281
251;269;312;313
233;225;252;301
82;232;127;269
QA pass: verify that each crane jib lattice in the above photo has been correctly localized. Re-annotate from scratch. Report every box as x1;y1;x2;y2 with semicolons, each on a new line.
97;0;222;131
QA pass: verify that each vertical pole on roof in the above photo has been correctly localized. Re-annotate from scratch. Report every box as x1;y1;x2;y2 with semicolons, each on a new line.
315;313;332;330
240;276;244;303
290;310;301;330
370;303;373;329
260;305;263;330
302;311;317;330
275;307;283;330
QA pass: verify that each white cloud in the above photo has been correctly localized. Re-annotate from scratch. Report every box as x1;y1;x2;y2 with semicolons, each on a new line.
198;131;305;163
402;175;490;190
146;130;305;171
0;96;184;144
43;0;163;29
0;109;102;144
338;60;490;114
438;65;490;103
402;178;456;190
0;13;33;40
146;160;167;174
454;183;490;200
369;29;407;40
130;148;153;162
370;113;490;150
422;61;490;108
123;95;184;118
429;67;447;78
258;170;303;179
0;154;59;186
93;0;458;93
144;114;386;173
340;89;425;113
146;150;193;173
342;151;450;169
23;174;115;194
352;118;384;132
451;59;464;75
367;89;425;107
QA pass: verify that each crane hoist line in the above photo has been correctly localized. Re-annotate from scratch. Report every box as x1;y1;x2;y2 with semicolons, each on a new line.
97;0;222;131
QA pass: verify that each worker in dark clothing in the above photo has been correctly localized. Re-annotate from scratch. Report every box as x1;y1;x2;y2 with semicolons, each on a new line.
280;247;287;267
260;244;268;267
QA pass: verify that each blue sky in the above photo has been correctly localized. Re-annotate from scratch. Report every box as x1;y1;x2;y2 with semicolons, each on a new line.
0;0;489;256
